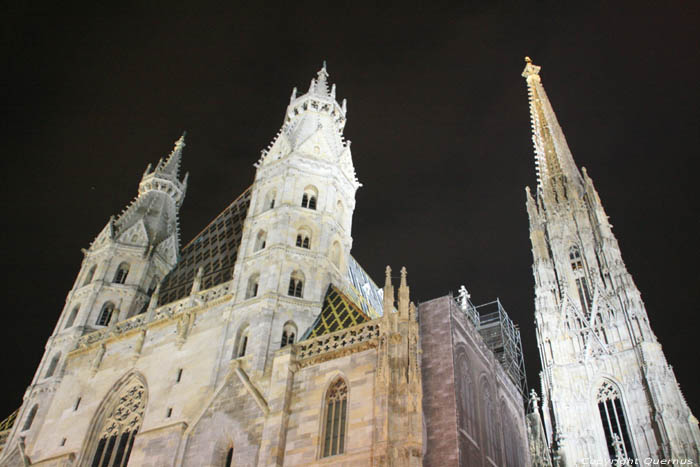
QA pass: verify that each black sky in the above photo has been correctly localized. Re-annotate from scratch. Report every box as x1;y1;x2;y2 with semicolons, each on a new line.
2;2;699;419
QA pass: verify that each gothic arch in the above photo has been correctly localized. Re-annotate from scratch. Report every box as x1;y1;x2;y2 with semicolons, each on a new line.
454;345;475;436
592;378;636;461
318;374;349;459
77;371;148;467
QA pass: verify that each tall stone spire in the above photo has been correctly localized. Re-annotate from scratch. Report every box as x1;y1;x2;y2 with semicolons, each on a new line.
522;58;700;464
522;57;583;200
156;132;186;178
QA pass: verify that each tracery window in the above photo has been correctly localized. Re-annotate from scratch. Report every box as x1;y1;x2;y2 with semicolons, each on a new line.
570;246;592;312
113;263;130;285
281;322;297;348
597;382;635;461
301;186;318;210
97;302;115;326
569;246;583;271
296;228;311;249
89;380;146;467
321;378;348;458
288;271;304;298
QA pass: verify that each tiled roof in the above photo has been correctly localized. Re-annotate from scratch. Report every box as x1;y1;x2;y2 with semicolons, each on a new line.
303;285;370;339
158;188;251;305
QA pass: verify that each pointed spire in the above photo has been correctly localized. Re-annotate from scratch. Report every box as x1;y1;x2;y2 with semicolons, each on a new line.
398;266;410;319
310;61;330;96
158;132;186;177
383;265;394;317
522;57;583;198
290;87;297;102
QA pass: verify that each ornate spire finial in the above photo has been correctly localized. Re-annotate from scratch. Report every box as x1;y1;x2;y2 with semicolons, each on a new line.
385;265;392;287
158;132;187;178
522;56;541;80
400;266;407;288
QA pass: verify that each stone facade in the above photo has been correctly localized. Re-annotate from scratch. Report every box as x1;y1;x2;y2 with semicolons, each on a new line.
522;57;700;465
420;295;529;467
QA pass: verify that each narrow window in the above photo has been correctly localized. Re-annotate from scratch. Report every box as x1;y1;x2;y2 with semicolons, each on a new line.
84;265;97;286
330;241;341;268
176;368;183;383
322;378;348;458
97;302;115;326
296;235;303;247
569;246;583;271
166;408;172;418
225;447;233;467
45;353;61;378
281;322;297;348
146;277;158;297
22;405;38;431
60;438;67;446
597;382;635;461
302;237;310;249
264;189;277;211
301;193;309;208
254;230;267;251
288;272;304;298
308;196;317;210
113;263;130;285
65;305;79;329
74;397;82;411
246;274;260;299
235;326;249;358
302;186;318;210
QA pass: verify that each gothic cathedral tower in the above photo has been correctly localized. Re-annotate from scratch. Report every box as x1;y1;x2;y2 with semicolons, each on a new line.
522;58;700;464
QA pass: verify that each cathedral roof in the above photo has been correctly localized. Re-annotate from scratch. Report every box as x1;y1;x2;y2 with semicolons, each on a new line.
158;187;251;305
302;285;371;340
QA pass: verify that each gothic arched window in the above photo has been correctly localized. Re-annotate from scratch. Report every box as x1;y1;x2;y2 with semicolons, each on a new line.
65;305;80;329
246;274;259;299
296;227;311;249
235;325;249;358
88;378;146;467
113;263;130;285
288;271;304;298
45;353;61;378
280;322;297;348
597;382;635;461
301;186;318;210
455;349;474;436
264;189;276;211
570;246;591;312
254;230;267;251
22;405;38;431
97;302;115;326
84;265;97;286
321;378;348;458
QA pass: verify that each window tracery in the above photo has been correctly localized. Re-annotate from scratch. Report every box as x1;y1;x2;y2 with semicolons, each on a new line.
321;378;348;458
597;381;635;461
89;380;146;467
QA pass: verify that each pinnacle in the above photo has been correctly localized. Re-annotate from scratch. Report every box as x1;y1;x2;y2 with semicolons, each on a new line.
158;132;187;178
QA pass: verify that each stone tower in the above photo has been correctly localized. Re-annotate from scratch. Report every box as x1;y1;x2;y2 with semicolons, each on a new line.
226;62;361;377
4;135;187;459
522;57;700;464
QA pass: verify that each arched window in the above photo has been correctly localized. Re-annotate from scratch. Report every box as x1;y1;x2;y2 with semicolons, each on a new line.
597;381;635;461
336;200;344;225
65;305;80;329
254;230;267;252
84;265;97;286
113;262;130;285
88;378;146;467
455;349;474;436
22;405;38;431
295;227;311;249
288;271;304;298
321;378;348;458
264;189;276;211
330;241;341;268
224;447;233;467
246;274;259;299
235;325;249;358
570;246;592;312
301;186;318;210
281;322;297;348
45;353;61;378
97;302;115;326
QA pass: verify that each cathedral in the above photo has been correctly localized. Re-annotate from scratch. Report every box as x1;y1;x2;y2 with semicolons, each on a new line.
0;59;696;467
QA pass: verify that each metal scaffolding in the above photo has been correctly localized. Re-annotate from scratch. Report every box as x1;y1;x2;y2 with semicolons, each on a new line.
456;288;527;400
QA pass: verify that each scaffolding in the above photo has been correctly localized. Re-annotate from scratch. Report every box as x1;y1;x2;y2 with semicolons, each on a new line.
456;289;527;400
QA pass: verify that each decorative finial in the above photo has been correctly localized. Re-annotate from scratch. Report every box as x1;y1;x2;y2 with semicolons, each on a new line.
385;265;392;286
400;266;407;286
522;56;541;79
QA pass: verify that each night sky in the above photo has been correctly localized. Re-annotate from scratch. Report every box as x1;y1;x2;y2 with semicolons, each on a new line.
3;2;699;421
